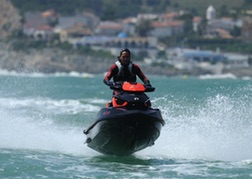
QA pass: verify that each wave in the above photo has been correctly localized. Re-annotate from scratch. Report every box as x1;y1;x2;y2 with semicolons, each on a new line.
0;97;101;114
0;69;96;78
0;96;101;155
199;73;237;79
199;73;251;80
0;108;92;155
140;89;252;161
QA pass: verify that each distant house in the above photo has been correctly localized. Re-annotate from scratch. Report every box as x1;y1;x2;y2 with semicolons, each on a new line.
204;27;233;39
55;16;87;31
122;17;137;36
224;53;249;68
210;18;236;31
149;21;184;37
55;13;99;31
95;21;123;36
204;5;240;39
64;23;92;37
54;14;98;42
23;11;56;40
204;17;238;39
169;48;227;63
58;23;92;44
159;12;179;22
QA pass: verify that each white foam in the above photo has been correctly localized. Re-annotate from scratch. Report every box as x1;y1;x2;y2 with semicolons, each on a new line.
0;107;97;156
139;93;252;161
0;69;96;78
0;97;101;114
199;73;237;79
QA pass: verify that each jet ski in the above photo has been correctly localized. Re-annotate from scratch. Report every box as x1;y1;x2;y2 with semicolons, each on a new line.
84;81;165;156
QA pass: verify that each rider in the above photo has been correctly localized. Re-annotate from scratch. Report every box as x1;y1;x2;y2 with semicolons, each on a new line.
103;48;151;87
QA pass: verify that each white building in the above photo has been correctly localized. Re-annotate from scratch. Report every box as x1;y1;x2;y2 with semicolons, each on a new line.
206;5;216;24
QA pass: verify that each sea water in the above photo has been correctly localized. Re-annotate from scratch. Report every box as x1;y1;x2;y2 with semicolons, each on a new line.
0;71;252;178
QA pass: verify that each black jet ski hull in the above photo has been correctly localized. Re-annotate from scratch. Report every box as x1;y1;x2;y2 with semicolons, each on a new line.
84;107;165;156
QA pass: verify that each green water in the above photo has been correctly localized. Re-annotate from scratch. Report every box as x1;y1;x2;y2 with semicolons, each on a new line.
0;73;252;178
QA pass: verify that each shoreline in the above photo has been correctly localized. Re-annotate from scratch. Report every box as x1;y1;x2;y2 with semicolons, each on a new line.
0;68;250;81
1;43;252;78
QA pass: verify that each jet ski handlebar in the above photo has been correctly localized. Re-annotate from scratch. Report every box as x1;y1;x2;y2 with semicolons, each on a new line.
109;82;122;90
109;82;155;92
145;84;155;92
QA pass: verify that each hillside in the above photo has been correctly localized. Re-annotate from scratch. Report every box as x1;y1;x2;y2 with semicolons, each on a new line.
0;0;21;39
170;0;245;15
10;0;251;19
10;0;171;19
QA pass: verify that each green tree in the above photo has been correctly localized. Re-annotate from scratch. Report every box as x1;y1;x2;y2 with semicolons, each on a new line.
230;26;241;37
179;13;193;36
219;5;229;17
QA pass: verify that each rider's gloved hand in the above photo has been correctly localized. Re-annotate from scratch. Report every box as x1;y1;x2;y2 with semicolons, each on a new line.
107;81;115;86
114;81;122;85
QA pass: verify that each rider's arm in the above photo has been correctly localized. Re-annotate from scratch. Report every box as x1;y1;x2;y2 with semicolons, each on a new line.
133;64;150;85
103;64;118;86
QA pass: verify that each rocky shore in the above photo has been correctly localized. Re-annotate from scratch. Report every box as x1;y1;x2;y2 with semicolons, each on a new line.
0;42;252;77
0;42;202;75
0;42;113;73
